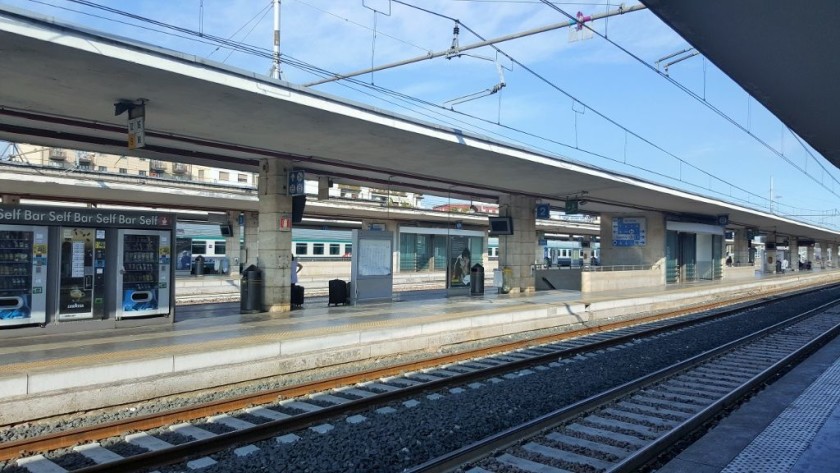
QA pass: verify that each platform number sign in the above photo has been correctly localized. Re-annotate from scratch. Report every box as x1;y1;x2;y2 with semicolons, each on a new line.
536;204;551;220
612;217;646;247
127;116;145;150
288;170;305;196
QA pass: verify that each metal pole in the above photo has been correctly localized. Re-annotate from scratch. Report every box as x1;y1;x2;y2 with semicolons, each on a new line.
272;0;282;80
304;3;646;87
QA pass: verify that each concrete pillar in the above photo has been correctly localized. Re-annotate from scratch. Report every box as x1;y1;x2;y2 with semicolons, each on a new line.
733;229;749;266
806;244;815;268
385;220;399;273
243;211;259;268
1;195;21;205
498;194;536;294
789;237;799;272
819;241;828;269
765;233;777;273
257;159;294;313
317;176;331;200
225;210;241;278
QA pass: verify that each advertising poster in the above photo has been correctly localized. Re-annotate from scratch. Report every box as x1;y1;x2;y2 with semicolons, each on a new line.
449;235;471;287
175;237;192;271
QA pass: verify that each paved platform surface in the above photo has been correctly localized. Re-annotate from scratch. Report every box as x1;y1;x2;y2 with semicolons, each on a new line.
658;327;840;473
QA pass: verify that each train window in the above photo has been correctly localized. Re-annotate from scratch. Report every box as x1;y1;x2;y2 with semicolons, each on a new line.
192;241;207;255
214;241;226;255
344;244;352;256
313;243;325;255
295;242;308;255
329;243;341;256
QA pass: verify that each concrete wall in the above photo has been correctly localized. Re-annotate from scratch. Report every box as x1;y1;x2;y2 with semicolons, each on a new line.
599;211;666;268
581;266;664;292
725;266;757;281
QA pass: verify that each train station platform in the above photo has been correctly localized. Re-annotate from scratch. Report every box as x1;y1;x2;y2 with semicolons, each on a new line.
658;318;840;473
1;269;839;426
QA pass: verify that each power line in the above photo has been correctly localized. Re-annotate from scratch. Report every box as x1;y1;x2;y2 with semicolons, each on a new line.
21;0;839;226
536;0;840;200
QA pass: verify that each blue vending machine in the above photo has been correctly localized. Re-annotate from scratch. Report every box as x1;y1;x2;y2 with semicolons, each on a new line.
0;225;48;327
116;229;171;319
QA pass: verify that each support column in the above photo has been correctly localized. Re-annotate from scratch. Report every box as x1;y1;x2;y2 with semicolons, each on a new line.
385;220;399;273
257;159;294;313
1;195;21;205
819;241;828;269
789;238;799;272
733;229;749;266
243;211;259;269
498;194;536;294
806;243;815;269
766;233;779;273
225;210;241;278
317;176;331;200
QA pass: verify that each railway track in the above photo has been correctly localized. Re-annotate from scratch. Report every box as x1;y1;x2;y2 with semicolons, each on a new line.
2;284;838;472
410;299;840;473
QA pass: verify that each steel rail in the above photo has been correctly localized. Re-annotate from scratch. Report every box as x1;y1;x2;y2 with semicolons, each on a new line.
0;282;831;466
67;286;836;472
405;298;840;473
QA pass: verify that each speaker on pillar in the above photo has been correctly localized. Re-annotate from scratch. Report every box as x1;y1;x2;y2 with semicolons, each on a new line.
292;195;306;223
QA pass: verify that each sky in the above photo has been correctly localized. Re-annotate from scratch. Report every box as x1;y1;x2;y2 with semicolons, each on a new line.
2;0;839;229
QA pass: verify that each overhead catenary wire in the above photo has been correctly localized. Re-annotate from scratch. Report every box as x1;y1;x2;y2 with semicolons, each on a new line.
303;2;646;86
18;0;838;225
536;0;840;201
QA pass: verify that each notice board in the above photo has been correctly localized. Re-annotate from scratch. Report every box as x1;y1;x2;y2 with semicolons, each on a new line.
350;230;394;304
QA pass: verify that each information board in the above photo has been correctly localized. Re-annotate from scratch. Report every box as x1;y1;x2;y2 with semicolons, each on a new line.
350;230;394;304
612;217;646;247
358;238;391;276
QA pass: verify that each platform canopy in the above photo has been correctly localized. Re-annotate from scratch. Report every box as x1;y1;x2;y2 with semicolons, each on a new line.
643;0;840;170
0;6;838;243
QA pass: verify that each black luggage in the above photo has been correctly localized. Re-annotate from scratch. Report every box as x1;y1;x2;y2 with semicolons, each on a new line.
291;284;304;308
328;279;348;306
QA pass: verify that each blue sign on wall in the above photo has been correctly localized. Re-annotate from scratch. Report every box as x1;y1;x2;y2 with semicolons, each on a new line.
536;204;551;219
612;217;646;247
288;170;305;196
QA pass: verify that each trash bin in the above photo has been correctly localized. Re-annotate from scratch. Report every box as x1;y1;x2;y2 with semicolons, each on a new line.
240;265;263;314
501;266;513;294
194;255;205;277
470;264;484;295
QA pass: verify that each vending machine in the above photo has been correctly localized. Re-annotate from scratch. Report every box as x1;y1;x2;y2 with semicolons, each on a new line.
116;229;171;319
57;227;106;321
0;225;48;327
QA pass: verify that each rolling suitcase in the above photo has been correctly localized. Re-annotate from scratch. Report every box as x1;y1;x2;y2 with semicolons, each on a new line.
291;284;304;308
328;279;348;306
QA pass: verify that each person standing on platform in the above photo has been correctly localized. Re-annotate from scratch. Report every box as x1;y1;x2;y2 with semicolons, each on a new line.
291;255;303;285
